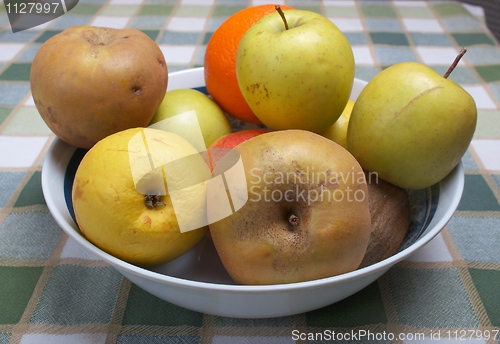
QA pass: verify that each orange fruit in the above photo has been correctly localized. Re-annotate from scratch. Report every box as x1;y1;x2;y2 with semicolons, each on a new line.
204;4;295;124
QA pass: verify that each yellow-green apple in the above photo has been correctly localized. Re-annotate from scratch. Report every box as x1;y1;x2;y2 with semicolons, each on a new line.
347;50;477;190
207;130;372;285
236;7;355;133
207;129;270;171
149;89;233;149
320;100;355;150
30;26;168;149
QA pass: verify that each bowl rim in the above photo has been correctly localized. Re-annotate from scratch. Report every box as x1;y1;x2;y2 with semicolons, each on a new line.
41;67;465;294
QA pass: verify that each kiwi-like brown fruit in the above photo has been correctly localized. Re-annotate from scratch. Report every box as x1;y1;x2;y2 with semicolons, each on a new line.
359;172;411;268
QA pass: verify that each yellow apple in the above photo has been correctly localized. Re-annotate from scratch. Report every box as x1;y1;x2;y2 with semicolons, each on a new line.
72;127;210;266
320;100;355;150
149;89;232;149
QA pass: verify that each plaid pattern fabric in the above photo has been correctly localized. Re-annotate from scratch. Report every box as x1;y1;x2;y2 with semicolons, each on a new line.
0;1;499;343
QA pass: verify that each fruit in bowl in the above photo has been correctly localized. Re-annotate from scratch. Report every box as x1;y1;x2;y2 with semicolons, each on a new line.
236;7;355;133
72;127;210;266
149;88;233;149
30;26;168;149
208;130;373;285
207;128;270;171
347;49;477;190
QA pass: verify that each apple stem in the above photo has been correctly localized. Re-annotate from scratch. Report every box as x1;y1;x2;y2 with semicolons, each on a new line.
288;212;299;226
275;5;289;30
443;47;467;79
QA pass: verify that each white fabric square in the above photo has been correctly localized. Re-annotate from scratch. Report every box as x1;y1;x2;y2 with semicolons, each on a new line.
405;233;453;262
251;0;286;5
471;140;500;171
329;18;363;32
25;93;36;106
60;237;102;260
393;1;428;7
167;17;207;32
352;46;375;65
0;44;25;62
402;18;444;33
463;85;497;110
0;136;49;168
90;16;130;29
159;45;196;64
323;0;356;6
181;0;215;5
20;333;107;344
109;0;143;4
416;47;466;65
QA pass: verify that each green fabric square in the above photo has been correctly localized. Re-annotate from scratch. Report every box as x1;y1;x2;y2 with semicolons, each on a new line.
173;6;210;17
361;4;397;18
432;3;470;17
355;66;379;82
452;33;495;46
457;175;500;211
0;172;25;207
410;33;453;46
345;32;368;46
130;16;167;29
305;281;387;327
370;32;409;46
429;66;478;84
122;283;203;326
0;63;31;82
100;5;138;16
2;107;51;134
140;30;159;42
324;6;359;18
14;171;46;207
69;4;101;16
386;267;479;328
34;30;64;43
160;32;200;45
447;216;500;264
374;46;418;64
116;334;201;343
396;6;435;18
469;269;500;327
0;84;30;106
475;65;500;83
289;6;321;14
0;211;62;259
214;315;293;327
0;107;11;125
31;265;122;325
202;32;212;45
212;5;246;17
0;266;44;324
138;5;173;16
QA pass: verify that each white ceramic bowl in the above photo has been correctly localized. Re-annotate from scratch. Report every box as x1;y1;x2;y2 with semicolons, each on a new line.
42;67;464;318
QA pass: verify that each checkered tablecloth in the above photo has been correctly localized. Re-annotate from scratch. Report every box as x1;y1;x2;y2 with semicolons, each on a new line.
0;1;499;343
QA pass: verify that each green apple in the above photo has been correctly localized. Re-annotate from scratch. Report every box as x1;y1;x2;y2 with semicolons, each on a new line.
320;100;355;150
347;51;477;190
236;7;355;133
149;88;232;148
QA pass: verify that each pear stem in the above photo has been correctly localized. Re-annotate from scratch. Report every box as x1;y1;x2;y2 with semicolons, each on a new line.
443;47;467;79
275;5;289;30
